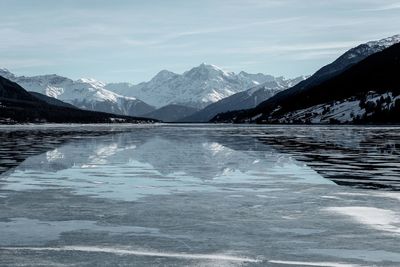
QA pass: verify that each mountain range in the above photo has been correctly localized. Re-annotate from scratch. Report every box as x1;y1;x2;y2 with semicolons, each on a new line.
106;64;279;109
181;76;305;122
212;34;400;124
1;64;297;122
0;69;155;117
106;64;304;121
0;75;156;123
2;34;399;124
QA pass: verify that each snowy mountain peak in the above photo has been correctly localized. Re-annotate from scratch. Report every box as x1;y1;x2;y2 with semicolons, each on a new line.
200;63;227;72
0;68;15;80
36;74;71;85
151;70;178;82
308;34;400;84
0;68;11;74
184;63;233;79
343;34;400;61
238;71;276;84
106;64;295;109
1;70;155;116
365;34;400;48
77;78;107;88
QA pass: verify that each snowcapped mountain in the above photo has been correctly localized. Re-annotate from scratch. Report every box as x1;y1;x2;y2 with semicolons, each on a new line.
212;35;400;122
273;92;400;124
309;34;400;84
105;34;400;112
347;34;400;59
0;73;156;123
1;64;283;120
106;63;278;109
0;69;155;117
181;76;305;122
212;39;400;124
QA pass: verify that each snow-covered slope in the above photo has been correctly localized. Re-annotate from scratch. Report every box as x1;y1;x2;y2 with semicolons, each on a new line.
0;69;155;117
0;73;156;123
272;92;400;124
106;64;278;109
212;34;400;124
181;76;306;122
107;36;400;111
309;34;400;84
1;64;292;116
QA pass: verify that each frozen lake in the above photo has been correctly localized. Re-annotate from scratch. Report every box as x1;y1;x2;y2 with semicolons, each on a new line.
0;124;399;266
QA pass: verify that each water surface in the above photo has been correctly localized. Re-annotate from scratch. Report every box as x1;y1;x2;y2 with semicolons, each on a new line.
0;124;399;266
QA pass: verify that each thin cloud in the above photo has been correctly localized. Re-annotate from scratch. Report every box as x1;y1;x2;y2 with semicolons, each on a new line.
171;17;302;37
290;50;346;61
1;0;399;81
361;2;400;11
219;41;359;56
122;17;302;47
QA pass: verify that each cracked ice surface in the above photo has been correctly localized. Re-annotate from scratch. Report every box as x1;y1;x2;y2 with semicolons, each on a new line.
0;124;399;266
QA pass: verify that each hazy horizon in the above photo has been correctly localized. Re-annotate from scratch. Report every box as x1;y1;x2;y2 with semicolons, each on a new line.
1;0;399;83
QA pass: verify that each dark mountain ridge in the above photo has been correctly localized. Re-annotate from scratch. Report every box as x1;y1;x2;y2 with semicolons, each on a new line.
0;75;157;124
212;41;400;124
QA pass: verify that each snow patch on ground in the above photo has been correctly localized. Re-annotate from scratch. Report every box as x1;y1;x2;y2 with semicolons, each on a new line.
274;91;399;124
324;206;400;234
277;99;364;123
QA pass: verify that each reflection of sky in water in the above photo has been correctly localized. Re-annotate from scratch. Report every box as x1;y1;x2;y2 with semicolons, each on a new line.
2;133;332;201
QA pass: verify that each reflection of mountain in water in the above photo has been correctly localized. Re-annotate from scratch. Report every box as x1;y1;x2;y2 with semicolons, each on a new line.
14;132;141;173
0;127;334;203
2;125;398;190
12;130;291;180
0;128;120;176
127;136;280;180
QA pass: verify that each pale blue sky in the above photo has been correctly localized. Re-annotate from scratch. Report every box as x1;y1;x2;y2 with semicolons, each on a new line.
1;0;399;83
